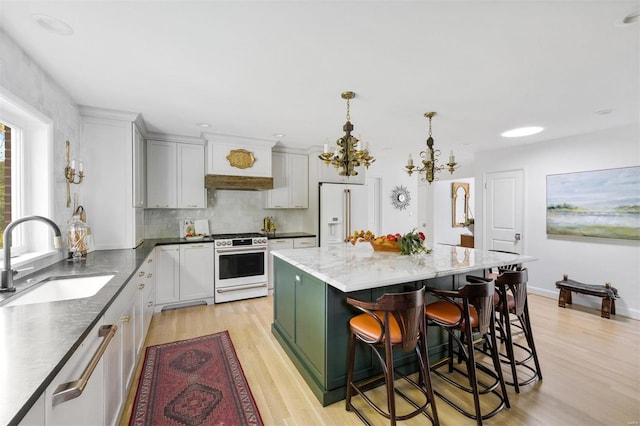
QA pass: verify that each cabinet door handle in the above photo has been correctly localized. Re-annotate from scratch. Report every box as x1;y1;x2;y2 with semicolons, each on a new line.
52;324;118;406
139;283;145;290
138;271;145;277
147;273;153;278
147;258;153;263
147;301;153;307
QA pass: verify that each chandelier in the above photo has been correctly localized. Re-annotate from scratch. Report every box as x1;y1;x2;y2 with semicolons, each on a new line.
404;112;458;183
318;91;375;176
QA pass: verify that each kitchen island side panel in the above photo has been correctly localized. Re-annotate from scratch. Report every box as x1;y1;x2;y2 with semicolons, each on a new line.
273;257;462;406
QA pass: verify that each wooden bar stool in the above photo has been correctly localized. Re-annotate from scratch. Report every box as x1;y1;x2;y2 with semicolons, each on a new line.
492;268;543;392
345;287;439;426
425;280;509;426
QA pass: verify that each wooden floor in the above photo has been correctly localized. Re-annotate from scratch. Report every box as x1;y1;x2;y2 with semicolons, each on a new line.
120;294;640;425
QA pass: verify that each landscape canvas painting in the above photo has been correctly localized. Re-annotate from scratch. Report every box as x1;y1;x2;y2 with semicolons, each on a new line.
546;166;640;240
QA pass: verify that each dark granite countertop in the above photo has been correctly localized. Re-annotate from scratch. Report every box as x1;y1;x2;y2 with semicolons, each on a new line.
0;233;318;424
0;238;175;425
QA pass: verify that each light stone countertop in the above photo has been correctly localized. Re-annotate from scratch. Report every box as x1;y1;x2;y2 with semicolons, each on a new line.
271;243;537;292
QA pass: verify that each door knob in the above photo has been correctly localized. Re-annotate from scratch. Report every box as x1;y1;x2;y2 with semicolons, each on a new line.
515;233;521;241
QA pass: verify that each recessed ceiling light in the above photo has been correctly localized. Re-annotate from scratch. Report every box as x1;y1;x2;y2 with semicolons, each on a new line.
197;123;211;128
501;126;544;138
32;14;74;35
594;109;614;116
273;133;285;139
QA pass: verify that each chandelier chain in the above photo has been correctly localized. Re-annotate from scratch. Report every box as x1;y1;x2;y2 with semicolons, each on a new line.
346;98;351;122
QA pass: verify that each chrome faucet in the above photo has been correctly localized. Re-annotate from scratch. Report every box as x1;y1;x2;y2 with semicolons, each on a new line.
1;215;63;292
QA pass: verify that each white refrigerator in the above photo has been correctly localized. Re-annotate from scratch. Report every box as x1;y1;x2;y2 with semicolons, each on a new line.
319;182;379;247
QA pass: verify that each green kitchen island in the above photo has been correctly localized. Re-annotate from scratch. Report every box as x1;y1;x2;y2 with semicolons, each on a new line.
271;243;535;406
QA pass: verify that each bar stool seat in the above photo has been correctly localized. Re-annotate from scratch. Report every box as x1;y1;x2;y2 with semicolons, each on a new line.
345;287;439;426
425;280;510;426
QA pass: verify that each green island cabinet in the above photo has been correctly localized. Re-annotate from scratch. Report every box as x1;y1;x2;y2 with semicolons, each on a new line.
271;256;463;406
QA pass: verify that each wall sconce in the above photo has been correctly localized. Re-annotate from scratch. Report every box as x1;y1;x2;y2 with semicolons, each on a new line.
64;140;84;207
318;91;375;176
404;112;458;183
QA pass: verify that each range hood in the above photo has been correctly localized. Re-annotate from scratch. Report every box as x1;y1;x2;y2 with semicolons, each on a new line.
205;174;273;190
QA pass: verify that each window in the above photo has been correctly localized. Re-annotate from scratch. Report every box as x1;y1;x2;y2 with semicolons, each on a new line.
0;90;53;266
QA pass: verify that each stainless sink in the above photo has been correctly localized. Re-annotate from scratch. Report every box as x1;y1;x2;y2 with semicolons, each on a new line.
4;274;115;307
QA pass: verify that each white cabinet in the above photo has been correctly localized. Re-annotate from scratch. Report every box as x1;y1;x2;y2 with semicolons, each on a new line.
180;243;215;300
133;253;155;357
45;319;111;426
146;140;176;208
81;109;145;249
266;152;309;209
178;143;206;208
133;123;146;208
154;245;180;305
154;243;214;310
147;140;205;209
294;237;317;248
18;394;44;425
103;281;135;426
267;236;316;291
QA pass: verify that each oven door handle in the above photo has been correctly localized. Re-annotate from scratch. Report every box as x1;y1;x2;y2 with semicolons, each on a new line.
217;283;268;293
215;246;268;254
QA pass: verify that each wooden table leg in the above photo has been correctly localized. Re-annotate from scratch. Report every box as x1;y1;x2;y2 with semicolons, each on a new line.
558;289;572;308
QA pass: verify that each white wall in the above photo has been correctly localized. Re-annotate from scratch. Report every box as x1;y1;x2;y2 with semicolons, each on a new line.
0;30;80;271
474;124;640;319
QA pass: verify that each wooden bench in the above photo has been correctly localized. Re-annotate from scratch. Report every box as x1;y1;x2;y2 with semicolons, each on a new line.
555;274;618;319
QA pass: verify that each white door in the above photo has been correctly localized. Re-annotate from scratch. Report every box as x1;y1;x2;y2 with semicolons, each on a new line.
485;169;524;253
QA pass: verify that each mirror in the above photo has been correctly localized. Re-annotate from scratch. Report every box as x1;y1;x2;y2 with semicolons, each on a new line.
452;182;470;227
391;185;411;210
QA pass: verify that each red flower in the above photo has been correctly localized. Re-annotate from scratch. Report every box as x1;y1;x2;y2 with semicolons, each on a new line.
418;231;426;241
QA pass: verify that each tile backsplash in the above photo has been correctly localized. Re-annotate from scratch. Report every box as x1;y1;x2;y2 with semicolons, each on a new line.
144;189;306;237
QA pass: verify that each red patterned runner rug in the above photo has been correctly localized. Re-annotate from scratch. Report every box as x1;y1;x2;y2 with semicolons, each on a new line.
129;331;263;426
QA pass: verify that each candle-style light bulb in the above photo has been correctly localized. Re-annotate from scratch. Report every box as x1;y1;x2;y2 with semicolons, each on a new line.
449;150;455;164
408;154;414;166
323;142;329;153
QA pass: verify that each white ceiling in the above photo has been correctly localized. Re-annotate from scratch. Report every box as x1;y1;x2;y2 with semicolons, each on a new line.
0;1;638;158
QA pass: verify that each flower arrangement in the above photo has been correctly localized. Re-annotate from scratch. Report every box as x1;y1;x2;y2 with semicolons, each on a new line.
397;229;431;256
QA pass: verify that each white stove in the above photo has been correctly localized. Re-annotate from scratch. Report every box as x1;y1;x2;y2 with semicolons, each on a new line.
212;233;268;303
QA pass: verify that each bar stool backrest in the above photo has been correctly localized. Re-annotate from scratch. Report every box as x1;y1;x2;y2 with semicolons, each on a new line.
348;288;426;353
458;281;495;336
496;268;529;316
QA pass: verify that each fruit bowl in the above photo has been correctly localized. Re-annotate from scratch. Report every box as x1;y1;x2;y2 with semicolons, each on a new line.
370;240;401;252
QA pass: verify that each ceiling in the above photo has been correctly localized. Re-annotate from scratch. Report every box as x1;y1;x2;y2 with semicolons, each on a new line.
0;1;638;158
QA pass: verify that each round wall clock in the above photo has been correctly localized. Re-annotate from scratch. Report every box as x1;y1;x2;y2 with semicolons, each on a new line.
391;185;411;210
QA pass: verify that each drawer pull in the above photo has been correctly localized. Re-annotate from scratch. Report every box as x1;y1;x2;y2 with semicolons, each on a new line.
147;301;154;307
52;324;118;406
139;283;145;290
138;271;145;277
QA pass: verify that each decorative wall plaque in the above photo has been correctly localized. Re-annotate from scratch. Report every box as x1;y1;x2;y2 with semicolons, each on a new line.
226;149;256;169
